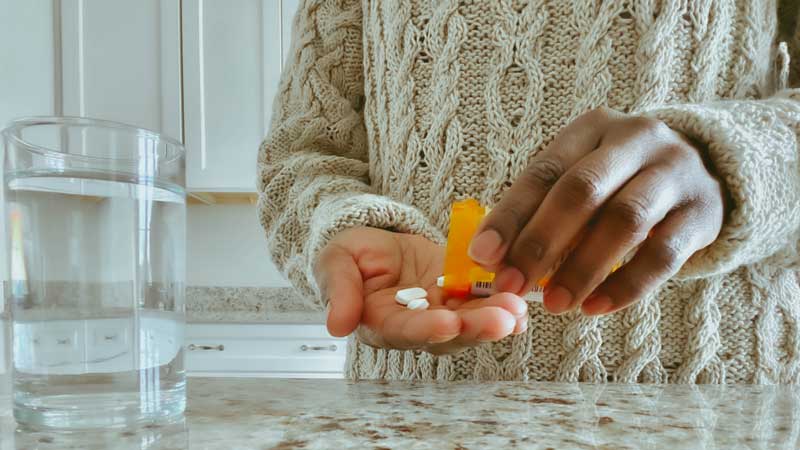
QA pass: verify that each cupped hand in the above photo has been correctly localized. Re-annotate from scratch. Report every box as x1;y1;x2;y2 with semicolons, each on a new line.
469;107;726;316
314;227;528;355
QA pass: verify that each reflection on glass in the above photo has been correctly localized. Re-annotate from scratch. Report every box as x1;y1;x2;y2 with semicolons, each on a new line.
8;209;27;299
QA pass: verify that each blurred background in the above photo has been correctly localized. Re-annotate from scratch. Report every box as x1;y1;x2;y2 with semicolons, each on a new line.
0;0;345;385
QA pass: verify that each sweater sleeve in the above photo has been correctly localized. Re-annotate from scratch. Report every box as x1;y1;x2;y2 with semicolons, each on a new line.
645;90;800;279
643;1;800;279
256;0;441;309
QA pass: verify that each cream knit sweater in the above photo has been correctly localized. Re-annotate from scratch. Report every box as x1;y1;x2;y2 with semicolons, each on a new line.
258;0;800;383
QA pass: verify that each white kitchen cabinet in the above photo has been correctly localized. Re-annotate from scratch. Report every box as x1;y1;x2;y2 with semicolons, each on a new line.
0;0;59;309
186;323;346;378
182;0;285;193
59;0;182;141
0;0;56;127
1;319;342;379
53;0;301;194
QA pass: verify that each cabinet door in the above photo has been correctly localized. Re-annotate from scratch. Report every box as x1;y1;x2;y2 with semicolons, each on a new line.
0;0;58;316
60;0;182;140
182;0;284;193
186;323;346;378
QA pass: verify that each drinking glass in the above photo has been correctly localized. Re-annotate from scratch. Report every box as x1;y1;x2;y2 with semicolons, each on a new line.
1;117;186;429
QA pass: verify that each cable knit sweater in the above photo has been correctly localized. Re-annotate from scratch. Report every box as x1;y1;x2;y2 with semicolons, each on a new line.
258;0;800;383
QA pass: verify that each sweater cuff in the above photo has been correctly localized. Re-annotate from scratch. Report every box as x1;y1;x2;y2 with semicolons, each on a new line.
301;194;444;306
645;101;800;279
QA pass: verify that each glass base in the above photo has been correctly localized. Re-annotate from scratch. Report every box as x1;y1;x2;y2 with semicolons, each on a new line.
13;388;186;431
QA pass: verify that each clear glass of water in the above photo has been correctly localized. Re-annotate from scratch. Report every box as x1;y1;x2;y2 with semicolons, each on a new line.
1;117;186;430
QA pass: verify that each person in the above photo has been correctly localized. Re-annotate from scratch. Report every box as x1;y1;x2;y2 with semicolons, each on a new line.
257;0;800;383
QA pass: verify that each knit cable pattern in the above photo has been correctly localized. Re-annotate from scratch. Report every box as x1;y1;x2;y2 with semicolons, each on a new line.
260;0;800;384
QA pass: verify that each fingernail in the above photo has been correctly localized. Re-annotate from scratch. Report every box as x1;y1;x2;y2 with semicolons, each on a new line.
468;229;504;264
494;266;525;293
428;333;459;344
513;321;529;335
582;294;614;316
544;285;573;314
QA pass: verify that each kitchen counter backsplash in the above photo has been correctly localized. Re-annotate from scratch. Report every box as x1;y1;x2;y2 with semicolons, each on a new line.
186;286;324;323
0;283;323;323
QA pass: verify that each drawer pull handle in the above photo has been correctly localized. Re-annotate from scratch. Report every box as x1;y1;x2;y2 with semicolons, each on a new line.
300;344;337;352
187;344;225;351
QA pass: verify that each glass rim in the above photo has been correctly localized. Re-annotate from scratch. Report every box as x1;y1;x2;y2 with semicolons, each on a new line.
1;116;185;164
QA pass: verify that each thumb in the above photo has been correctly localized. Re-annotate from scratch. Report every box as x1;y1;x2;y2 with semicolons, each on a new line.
316;244;364;337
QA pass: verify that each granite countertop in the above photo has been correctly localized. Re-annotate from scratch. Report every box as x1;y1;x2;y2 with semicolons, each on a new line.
2;378;799;449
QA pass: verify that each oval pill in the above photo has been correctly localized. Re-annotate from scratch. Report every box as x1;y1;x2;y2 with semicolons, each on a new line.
406;298;430;310
395;287;428;305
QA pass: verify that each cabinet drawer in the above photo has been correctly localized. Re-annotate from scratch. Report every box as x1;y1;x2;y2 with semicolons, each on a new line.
186;323;346;377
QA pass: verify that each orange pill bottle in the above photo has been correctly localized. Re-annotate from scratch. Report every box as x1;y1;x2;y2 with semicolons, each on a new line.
441;199;496;299
441;198;632;299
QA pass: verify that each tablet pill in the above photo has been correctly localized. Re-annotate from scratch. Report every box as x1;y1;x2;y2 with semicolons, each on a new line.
395;287;428;305
407;298;430;310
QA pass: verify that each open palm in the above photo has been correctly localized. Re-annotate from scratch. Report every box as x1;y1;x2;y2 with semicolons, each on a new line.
315;227;528;355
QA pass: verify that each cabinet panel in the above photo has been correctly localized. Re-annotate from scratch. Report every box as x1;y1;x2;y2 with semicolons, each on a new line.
0;0;55;126
60;0;182;140
186;323;346;378
0;0;57;308
182;0;283;192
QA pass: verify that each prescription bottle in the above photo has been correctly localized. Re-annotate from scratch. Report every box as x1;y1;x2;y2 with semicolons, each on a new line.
441;199;496;298
441;198;632;299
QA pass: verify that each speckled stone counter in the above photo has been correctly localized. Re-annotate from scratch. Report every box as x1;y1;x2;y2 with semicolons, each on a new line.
186;287;324;323
2;378;799;449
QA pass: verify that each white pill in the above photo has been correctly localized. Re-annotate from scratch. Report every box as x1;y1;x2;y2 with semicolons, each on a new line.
395;287;428;305
436;276;445;287
407;298;430;310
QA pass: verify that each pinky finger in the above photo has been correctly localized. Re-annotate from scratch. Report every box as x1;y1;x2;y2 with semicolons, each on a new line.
581;207;701;316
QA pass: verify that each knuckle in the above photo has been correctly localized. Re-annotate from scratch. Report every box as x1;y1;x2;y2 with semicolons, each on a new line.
648;240;685;275
616;276;651;303
704;201;725;239
683;204;722;249
585;106;614;122
662;142;699;166
511;236;549;264
560;167;605;209
522;157;565;191
508;238;548;275
493;205;528;234
563;258;602;291
627;116;669;137
608;197;652;236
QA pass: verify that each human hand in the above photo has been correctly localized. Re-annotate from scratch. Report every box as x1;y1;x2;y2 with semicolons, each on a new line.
469;107;726;316
315;227;528;354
